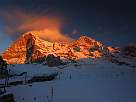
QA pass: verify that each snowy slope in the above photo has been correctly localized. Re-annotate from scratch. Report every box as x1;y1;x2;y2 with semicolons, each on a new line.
0;58;135;102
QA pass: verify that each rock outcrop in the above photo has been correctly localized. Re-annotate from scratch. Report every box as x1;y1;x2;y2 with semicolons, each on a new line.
2;31;118;64
122;45;136;58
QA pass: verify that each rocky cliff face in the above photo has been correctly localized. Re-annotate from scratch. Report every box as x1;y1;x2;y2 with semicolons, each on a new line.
2;31;118;64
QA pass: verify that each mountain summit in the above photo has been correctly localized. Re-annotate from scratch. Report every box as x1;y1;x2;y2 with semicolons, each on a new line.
2;32;117;64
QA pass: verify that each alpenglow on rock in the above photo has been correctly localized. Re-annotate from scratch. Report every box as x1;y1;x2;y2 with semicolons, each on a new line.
2;31;118;64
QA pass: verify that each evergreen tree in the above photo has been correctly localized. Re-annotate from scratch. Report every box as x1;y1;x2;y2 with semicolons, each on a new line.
0;55;8;75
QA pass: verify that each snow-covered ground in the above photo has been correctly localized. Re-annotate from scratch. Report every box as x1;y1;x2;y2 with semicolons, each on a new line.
1;58;136;102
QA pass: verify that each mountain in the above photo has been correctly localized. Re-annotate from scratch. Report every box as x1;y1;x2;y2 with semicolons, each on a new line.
2;31;118;64
121;45;136;58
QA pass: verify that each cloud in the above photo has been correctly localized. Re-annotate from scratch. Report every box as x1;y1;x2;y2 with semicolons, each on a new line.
71;29;79;35
0;9;72;42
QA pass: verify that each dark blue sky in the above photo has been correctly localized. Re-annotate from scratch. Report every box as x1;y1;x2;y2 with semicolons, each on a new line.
0;0;136;53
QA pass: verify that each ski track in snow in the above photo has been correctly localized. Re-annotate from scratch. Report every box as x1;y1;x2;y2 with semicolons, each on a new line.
1;59;136;102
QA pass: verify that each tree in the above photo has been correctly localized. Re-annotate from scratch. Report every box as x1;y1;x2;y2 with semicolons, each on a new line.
0;56;8;93
0;56;7;71
0;55;8;79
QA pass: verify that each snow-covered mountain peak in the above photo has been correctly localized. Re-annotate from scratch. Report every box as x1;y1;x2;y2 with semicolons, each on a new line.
2;31;118;64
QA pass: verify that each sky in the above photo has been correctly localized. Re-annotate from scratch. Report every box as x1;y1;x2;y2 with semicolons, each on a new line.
0;0;136;53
